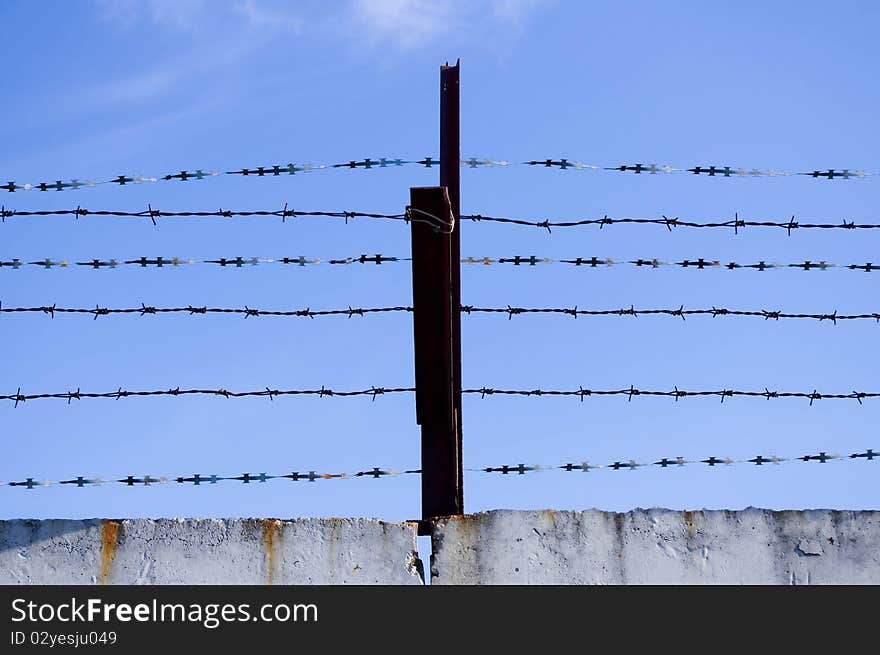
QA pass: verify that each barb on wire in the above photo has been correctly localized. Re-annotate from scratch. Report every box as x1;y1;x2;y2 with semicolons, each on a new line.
476;448;877;478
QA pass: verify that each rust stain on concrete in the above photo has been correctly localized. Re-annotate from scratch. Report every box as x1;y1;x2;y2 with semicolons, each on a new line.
99;520;121;585
262;519;281;585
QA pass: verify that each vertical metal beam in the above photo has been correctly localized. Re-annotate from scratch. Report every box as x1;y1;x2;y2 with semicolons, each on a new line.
440;59;463;512
410;186;461;521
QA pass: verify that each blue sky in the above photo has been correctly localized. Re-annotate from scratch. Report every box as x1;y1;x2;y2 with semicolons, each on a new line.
1;0;878;523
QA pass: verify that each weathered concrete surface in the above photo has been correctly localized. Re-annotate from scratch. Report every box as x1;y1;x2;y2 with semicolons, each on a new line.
431;509;880;584
0;518;423;585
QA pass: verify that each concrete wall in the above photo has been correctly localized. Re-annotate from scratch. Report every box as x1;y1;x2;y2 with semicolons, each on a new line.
3;510;879;584
430;509;880;584
0;518;423;585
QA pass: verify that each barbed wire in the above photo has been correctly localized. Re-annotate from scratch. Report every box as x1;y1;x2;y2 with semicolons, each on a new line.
1;386;415;406
464;213;880;234
1;157;874;196
1;254;876;273
4;206;879;234
5;447;876;490
3;465;421;490
521;160;874;180
462;387;877;404
2;303;878;324
0;207;405;225
0;255;408;269
0;304;412;319
469;256;879;272
461;306;880;323
477;448;879;476
2;385;877;406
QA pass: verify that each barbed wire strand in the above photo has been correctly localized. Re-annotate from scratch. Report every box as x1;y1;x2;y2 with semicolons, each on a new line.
0;157;874;196
2;385;877;406
4;207;879;234
1;255;877;273
4;447;876;490
3;465;421;489
475;448;879;476
2;303;878;324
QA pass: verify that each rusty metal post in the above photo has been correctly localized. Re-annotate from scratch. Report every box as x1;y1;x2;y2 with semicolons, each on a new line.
410;186;462;522
440;59;463;511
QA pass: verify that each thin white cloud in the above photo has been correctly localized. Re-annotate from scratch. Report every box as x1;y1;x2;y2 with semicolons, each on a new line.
95;0;302;35
95;0;213;32
348;0;462;49
234;0;303;34
346;0;550;49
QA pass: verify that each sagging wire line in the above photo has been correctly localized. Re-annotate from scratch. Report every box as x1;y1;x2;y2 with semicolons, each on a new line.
3;466;421;490
5;448;877;490
2;303;879;324
3;206;879;234
2;385;877;406
476;448;879;476
0;157;873;196
2;255;877;273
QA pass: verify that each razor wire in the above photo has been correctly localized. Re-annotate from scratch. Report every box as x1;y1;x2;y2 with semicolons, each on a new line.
4;447;877;491
2;303;879;324
1;156;874;196
3;206;880;234
2;385;878;406
477;448;879;476
3;465;420;489
3;254;877;273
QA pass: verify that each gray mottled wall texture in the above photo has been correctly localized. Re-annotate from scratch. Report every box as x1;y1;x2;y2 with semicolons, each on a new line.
0;518;423;585
430;509;880;584
2;510;878;584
